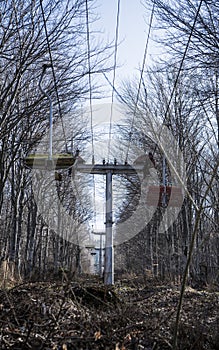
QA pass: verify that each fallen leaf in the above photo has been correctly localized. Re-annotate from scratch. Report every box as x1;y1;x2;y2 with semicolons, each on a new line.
94;330;102;340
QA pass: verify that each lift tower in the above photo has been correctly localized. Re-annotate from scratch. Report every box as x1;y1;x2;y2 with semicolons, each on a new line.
75;162;143;285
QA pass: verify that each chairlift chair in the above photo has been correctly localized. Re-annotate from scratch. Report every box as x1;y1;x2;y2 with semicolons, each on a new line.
146;185;183;207
24;153;75;170
134;153;183;208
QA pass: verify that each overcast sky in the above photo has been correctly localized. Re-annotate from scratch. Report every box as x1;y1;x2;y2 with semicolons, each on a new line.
97;1;148;76
91;0;158;102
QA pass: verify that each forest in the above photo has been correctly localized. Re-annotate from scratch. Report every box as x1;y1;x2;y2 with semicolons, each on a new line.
0;0;218;349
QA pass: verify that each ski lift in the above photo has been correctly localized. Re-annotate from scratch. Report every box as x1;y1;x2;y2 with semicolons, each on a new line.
24;153;75;170
24;64;75;171
146;185;183;207
134;152;183;208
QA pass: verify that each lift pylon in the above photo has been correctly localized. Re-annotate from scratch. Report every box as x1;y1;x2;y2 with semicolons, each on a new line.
75;161;142;285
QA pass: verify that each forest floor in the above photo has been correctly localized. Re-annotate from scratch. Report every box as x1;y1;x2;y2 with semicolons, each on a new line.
0;275;218;350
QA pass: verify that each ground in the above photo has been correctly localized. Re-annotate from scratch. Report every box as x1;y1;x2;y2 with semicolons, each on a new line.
0;276;218;349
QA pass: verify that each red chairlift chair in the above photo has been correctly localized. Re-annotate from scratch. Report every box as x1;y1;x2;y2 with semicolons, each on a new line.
146;185;183;207
134;152;183;208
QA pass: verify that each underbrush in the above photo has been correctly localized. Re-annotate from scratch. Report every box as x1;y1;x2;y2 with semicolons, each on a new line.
0;276;218;349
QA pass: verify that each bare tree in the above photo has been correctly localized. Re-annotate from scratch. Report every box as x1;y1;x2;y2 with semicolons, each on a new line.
0;0;113;281
115;63;218;285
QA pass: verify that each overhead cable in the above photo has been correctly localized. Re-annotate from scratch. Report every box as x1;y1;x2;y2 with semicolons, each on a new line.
85;0;97;227
152;0;204;156
39;0;68;153
85;0;95;165
125;0;155;163
107;0;121;163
